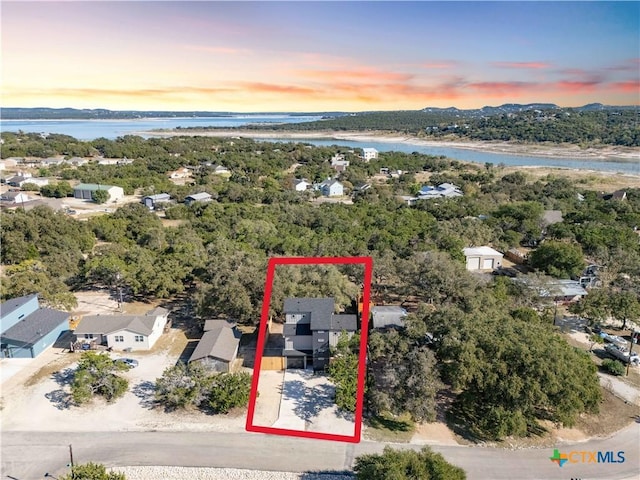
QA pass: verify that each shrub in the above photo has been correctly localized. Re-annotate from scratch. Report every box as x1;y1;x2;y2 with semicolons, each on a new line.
602;358;625;376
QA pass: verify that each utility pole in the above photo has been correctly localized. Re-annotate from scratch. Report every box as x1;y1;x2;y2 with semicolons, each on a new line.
626;331;636;376
69;443;74;470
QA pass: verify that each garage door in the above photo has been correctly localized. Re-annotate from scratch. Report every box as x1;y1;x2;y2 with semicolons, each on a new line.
467;257;481;270
483;258;494;269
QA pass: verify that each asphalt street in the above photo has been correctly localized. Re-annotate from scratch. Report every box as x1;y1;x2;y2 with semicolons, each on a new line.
2;425;639;480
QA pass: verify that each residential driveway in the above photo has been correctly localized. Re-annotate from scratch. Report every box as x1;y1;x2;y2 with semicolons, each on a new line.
599;372;640;406
272;369;356;436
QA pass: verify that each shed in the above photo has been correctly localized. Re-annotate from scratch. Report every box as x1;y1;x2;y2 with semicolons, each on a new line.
184;192;212;205
371;306;407;329
463;246;503;271
142;193;171;209
189;323;240;372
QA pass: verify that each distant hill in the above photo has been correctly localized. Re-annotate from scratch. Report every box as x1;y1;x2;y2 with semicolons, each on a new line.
1;104;636;120
0;108;346;120
421;103;637;117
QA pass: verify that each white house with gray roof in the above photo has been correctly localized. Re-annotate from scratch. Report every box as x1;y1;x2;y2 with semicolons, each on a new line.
73;307;169;351
317;179;344;197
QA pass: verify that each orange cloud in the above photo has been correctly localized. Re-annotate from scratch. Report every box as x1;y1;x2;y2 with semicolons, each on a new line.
492;61;551;69
241;82;318;95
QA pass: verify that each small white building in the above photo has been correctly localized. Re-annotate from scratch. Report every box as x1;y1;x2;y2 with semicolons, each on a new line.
25;177;49;187
294;179;311;192
463;246;503;272
318;179;344;197
185;192;212;205
362;148;379;162
0;191;30;204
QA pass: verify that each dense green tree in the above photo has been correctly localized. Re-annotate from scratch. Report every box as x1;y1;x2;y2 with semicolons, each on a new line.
367;327;442;422
155;362;213;409
0;260;77;310
423;303;601;439
91;189;109;204
71;352;129;405
529;241;585;278
354;446;466;480
207;372;252;414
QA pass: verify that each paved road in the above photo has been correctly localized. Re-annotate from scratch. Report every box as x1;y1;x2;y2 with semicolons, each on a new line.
2;425;639;480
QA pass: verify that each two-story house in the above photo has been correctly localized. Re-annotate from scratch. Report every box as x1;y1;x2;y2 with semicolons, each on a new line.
282;297;357;371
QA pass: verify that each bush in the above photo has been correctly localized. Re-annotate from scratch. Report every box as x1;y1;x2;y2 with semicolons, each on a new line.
354;446;466;480
59;462;126;480
602;358;625;376
207;372;252;413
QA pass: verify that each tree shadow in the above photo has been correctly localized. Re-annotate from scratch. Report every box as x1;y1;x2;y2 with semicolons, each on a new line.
132;380;157;409
300;471;354;479
281;374;337;423
45;368;75;410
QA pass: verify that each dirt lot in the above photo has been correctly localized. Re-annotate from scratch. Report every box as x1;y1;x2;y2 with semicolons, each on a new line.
0;329;248;433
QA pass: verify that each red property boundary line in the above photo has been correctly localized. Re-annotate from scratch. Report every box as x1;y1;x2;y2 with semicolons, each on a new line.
245;256;373;443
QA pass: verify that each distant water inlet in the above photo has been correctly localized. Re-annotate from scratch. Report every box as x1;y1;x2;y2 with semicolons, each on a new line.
1;117;638;174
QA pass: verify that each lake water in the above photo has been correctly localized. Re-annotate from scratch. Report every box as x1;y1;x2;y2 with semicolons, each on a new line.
2;117;638;174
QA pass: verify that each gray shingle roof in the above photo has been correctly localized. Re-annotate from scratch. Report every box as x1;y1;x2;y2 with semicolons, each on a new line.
0;294;38;320
189;326;240;363
1;308;69;344
74;314;158;336
204;319;236;332
284;298;334;330
331;314;357;332
186;192;212;201
146;307;169;318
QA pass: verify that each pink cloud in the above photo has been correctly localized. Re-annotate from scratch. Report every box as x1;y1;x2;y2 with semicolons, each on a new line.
422;62;457;69
469;81;534;96
554;80;602;93
609;81;639;93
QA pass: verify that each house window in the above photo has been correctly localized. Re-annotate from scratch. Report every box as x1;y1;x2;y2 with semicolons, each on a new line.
84;334;93;339
134;335;144;342
114;336;124;342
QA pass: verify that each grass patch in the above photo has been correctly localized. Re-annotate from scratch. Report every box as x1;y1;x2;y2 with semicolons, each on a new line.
24;353;80;387
575;387;640;437
364;412;415;442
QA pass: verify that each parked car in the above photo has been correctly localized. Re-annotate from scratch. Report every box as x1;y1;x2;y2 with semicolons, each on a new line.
115;358;139;368
604;344;640;366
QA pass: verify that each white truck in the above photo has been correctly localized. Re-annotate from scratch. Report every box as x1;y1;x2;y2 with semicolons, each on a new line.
604;344;640;366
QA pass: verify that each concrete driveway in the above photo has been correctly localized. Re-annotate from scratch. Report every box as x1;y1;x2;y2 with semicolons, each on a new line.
272;368;355;436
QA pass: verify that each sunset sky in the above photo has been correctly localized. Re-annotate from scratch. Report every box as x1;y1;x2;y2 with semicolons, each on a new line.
2;1;639;112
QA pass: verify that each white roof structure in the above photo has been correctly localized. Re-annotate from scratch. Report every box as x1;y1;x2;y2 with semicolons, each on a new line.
463;246;503;257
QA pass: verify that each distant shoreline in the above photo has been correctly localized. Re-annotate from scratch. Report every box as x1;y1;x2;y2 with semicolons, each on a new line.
139;128;640;162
